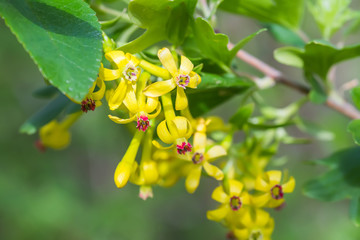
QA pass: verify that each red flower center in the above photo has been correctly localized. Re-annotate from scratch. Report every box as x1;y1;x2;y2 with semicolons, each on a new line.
192;152;204;164
81;98;96;113
176;142;192;155
229;196;242;211
176;74;190;89
271;184;284;200
136;115;150;132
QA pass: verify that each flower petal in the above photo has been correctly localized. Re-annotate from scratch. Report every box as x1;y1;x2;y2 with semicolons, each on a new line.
205;145;227;161
282;176;295;193
211;185;228;203
145;97;159;113
105;50;127;69
206;204;228;222
92;78;106;100
179;55;193;75
152;140;174;150
108;79;127;110
252;193;270;207
143;79;176;97
255;176;270;192
229;179;244;196
175;87;188;110
157;120;175;144
267;198;284;208
266;170;282;185
254;208;270;227
203;162;224;180
147;103;162;119
188;71;201;88
108;114;136;124
172;116;191;138
101;66;121;81
233;229;249;240
123;88;139;113
193;132;206;154
185;165;202;193
158;48;178;76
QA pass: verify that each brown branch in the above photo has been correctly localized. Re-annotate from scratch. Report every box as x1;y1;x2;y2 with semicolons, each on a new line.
229;43;360;119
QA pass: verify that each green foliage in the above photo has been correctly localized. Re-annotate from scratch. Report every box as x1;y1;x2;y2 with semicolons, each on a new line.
308;0;360;40
351;87;360;110
303;147;360;226
274;41;360;80
0;0;102;102
190;18;265;68
120;0;196;53
265;24;305;47
347;120;360;145
230;103;255;130
186;72;254;117
219;0;304;29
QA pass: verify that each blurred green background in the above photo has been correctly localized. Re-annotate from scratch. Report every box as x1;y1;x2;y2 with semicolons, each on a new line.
1;3;360;239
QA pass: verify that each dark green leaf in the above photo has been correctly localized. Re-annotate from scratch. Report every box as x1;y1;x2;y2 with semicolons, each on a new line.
274;41;360;80
350;195;360;227
186;72;254;117
351;87;360;110
347;119;360;145
0;0;102;102
33;85;59;99
165;2;190;46
20;94;71;135
219;0;304;29
229;103;254;129
265;23;305;47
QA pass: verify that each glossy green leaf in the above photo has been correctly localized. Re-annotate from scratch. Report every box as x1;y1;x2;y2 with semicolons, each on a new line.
350;195;360;227
219;0;304;29
347;120;360;145
0;0;102;102
308;0;359;40
265;23;305;47
192;18;265;67
274;41;360;80
121;0;196;53
229;103;254;129
303;147;360;225
20;94;71;135
351;87;360;110
186;72;254;117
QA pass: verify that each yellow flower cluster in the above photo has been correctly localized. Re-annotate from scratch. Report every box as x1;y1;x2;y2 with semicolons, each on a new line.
36;47;295;240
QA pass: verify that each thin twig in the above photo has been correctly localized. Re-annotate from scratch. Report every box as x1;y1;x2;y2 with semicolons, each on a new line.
228;43;360;119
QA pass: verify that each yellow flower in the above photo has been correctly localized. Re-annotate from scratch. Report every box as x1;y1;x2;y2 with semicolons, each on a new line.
100;51;141;110
143;48;201;110
108;72;161;131
37;112;81;150
185;131;226;193
207;179;250;221
114;130;145;188
233;208;274;240
153;116;193;159
252;170;295;208
81;77;106;113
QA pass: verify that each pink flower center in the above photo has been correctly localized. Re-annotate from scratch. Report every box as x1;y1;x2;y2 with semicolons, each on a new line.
136;115;150;132
192;152;204;164
123;63;139;82
176;142;192;155
81;98;96;113
271;184;284;200
229;196;242;211
176;74;190;89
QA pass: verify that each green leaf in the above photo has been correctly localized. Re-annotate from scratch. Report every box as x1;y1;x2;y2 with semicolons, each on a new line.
229;103;254;129
303;147;360;225
20;94;71;135
351;87;360;110
219;0;304;29
350;195;360;227
347;119;360;145
121;0;196;53
186;73;254;117
274;41;360;80
0;0;102;102
192;18;265;67
308;0;359;40
265;23;305;47
33;85;59;99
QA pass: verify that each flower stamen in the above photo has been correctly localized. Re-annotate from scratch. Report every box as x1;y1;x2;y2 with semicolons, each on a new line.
176;142;192;155
123;63;139;82
271;184;284;200
136;115;150;132
176;74;190;89
229;196;242;211
192;152;204;164
81;98;96;113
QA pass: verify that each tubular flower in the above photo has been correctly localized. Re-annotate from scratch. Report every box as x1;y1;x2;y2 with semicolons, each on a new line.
252;170;295;208
185;131;226;193
153;116;193;159
37;112;82;150
108;72;161;131
143;48;201;110
114;130;145;188
207;179;250;222
233;209;274;240
81;76;106;113
100;51;141;110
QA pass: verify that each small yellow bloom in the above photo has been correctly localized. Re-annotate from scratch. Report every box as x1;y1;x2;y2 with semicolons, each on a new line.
81;77;106;112
143;48;201;110
100;51;141;110
207;179;250;221
37;112;81;150
233;208;274;240
252;170;295;208
108;72;161;131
